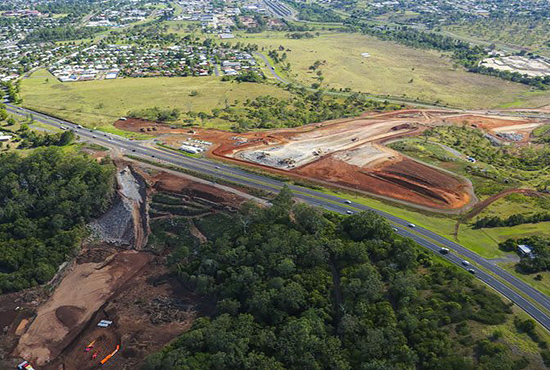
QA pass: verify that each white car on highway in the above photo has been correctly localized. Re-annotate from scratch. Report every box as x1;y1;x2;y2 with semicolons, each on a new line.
408;223;416;228
462;260;470;266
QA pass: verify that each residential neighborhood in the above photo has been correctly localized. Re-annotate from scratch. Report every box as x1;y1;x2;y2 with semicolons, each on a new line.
48;43;260;81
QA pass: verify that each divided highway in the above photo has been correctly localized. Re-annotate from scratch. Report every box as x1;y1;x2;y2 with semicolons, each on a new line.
6;103;550;331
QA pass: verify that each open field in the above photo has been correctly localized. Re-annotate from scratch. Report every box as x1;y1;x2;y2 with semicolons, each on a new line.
20;69;291;130
232;32;550;109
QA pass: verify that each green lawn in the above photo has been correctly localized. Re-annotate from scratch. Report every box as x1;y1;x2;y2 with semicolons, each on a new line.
476;193;550;220
232;31;550;109
20;69;291;129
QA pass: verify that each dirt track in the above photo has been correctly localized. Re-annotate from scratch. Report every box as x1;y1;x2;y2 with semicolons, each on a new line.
463;188;545;221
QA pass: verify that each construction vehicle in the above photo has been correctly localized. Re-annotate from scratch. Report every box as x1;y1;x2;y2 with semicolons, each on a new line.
100;345;120;365
17;361;35;370
85;340;96;352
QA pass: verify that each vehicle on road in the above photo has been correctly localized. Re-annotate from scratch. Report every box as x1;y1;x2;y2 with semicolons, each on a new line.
77;125;83;129
439;248;450;254
392;227;398;232
215;166;220;169
468;269;476;274
346;210;353;215
408;223;416;228
344;200;352;204
60;126;67;130
462;260;470;266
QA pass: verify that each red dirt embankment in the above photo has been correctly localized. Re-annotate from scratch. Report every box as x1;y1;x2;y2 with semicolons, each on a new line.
295;156;471;210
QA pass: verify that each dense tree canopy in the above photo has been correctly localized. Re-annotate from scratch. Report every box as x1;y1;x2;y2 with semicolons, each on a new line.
144;187;530;369
0;148;115;293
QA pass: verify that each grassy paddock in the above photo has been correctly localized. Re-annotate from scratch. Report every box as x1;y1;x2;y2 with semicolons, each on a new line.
232;31;550;109
20;69;291;129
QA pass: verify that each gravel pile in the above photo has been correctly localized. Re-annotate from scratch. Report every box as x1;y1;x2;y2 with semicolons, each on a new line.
88;166;148;248
88;193;136;246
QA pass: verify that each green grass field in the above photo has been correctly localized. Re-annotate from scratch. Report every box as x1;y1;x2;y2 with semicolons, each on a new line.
233;32;550;109
476;193;550;220
20;69;291;130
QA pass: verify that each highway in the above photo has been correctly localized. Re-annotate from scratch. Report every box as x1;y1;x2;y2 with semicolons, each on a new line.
5;103;550;331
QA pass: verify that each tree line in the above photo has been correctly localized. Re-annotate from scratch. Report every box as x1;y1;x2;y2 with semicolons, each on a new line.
143;187;540;369
23;26;106;43
223;89;399;131
474;212;550;229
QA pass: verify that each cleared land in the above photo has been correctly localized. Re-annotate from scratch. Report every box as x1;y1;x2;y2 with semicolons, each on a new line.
233;32;550;108
122;110;475;211
14;251;151;366
20;69;291;130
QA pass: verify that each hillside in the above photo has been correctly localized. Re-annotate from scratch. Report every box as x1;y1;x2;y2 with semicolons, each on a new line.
143;187;550;369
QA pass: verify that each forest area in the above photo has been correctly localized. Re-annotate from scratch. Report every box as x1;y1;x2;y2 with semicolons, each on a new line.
0;148;115;293
143;188;547;369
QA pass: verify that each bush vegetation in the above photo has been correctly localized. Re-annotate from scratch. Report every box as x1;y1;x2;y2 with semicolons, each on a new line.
500;236;550;273
128;106;181;122
210;89;400;131
143;187;536;369
0;148;115;293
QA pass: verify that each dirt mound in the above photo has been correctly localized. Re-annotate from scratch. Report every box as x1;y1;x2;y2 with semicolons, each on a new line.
151;171;246;207
56;306;85;328
295;156;471;210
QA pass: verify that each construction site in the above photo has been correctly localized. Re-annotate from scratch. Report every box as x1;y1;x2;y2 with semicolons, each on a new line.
0;159;251;370
114;109;548;212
